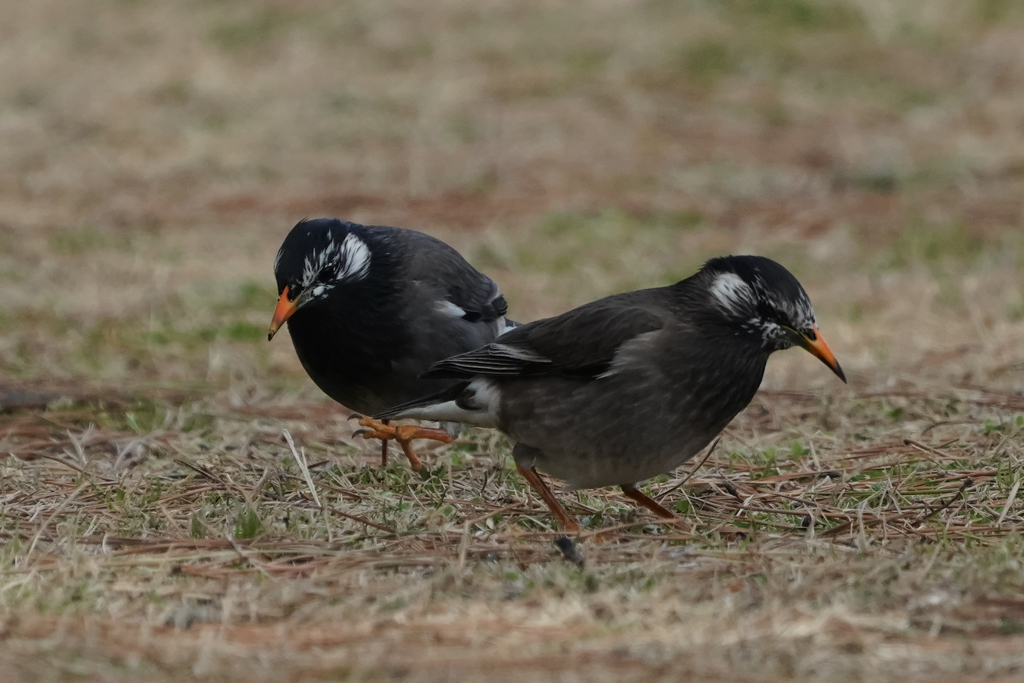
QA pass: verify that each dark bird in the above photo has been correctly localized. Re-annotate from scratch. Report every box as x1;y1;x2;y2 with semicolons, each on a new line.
267;218;515;470
376;255;845;530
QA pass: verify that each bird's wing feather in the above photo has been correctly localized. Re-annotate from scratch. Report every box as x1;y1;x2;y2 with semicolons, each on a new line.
424;291;669;379
397;230;508;323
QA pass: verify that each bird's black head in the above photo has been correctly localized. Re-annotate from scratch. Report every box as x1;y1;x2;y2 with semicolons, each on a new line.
698;255;846;382
268;219;374;340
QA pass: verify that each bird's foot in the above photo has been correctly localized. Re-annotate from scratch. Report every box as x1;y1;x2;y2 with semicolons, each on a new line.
352;417;454;472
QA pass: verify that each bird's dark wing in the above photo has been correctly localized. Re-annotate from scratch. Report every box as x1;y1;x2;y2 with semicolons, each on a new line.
423;290;670;380
392;228;508;323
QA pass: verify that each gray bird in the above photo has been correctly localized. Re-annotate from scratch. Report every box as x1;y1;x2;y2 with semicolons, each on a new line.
267;218;515;469
376;255;845;530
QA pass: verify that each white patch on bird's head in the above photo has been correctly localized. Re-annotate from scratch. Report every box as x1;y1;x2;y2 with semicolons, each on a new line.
768;290;816;332
299;232;372;290
705;256;819;350
300;237;337;288
335;232;372;282
750;318;785;347
710;272;756;316
744;277;817;350
748;273;816;333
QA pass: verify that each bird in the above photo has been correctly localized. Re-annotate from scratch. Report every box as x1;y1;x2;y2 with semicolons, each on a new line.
267;218;515;470
375;255;846;531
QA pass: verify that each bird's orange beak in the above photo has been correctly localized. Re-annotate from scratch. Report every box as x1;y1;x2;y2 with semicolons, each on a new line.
267;286;297;341
798;326;846;383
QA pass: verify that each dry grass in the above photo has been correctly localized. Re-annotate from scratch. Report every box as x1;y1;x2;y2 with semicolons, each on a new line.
2;0;1024;680
4;382;1024;681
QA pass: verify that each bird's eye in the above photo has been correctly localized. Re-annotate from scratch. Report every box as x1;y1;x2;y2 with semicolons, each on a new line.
804;328;817;341
312;285;325;297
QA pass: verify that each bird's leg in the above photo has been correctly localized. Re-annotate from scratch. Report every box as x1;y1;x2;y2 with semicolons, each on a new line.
516;463;580;532
621;483;677;520
376;418;391;466
353;417;453;472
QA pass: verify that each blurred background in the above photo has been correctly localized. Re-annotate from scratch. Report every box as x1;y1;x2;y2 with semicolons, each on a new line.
2;0;1023;395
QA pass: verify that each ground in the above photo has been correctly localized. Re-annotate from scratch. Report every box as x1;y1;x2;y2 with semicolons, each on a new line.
2;1;1024;681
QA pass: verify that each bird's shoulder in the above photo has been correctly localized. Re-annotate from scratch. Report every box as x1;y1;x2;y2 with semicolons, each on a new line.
366;225;508;323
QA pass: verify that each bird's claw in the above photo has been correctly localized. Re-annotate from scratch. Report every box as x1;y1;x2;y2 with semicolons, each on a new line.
351;417;453;472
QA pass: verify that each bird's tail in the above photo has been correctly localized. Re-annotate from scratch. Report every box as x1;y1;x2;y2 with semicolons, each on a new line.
374;381;471;422
375;378;500;428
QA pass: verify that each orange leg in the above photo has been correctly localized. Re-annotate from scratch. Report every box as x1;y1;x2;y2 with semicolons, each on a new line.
354;417;453;472
378;419;391;466
516;463;580;532
622;484;677;520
